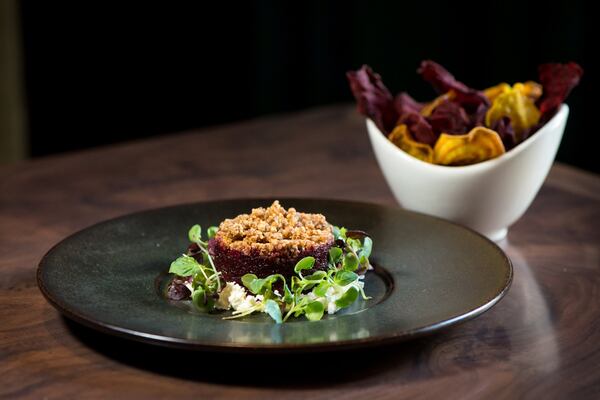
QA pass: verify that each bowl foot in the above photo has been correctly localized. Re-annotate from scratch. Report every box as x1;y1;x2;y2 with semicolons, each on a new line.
484;228;508;242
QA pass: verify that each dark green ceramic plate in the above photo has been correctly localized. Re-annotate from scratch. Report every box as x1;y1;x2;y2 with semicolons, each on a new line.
38;198;512;353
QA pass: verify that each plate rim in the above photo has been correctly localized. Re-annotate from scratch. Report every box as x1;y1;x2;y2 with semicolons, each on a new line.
37;197;513;353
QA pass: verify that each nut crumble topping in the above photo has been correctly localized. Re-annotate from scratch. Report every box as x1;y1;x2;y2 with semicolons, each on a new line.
215;201;333;255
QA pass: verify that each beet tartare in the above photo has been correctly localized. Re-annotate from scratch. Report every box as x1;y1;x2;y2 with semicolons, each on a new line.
208;201;334;283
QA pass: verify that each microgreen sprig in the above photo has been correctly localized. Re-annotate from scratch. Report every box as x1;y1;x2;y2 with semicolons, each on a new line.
186;224;221;292
168;224;221;310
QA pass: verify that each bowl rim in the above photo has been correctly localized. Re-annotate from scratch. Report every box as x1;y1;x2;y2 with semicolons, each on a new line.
367;104;569;174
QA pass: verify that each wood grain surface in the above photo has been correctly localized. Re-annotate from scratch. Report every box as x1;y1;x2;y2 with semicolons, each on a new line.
1;105;599;399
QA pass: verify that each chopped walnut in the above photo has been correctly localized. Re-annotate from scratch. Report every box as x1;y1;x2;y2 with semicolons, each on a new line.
215;201;333;256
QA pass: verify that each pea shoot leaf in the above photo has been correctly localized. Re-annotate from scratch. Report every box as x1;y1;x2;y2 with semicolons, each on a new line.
191;286;206;310
333;226;347;241
304;270;327;281
188;224;202;244
241;274;258;290
207;226;218;239
342;252;359;271
264;299;282;324
335;287;359;308
329;247;343;265
169;255;201;277
305;301;325;321
334;270;359;286
313;281;330;297
362;237;373;259
283;283;294;304
294;257;315;274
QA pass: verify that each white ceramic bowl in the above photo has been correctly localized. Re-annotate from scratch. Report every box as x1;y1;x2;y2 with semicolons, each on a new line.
367;105;569;241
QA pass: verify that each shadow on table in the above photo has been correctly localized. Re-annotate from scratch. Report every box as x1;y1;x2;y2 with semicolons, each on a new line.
62;317;442;388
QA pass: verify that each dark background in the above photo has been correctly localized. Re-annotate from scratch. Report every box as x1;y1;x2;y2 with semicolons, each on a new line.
19;1;597;172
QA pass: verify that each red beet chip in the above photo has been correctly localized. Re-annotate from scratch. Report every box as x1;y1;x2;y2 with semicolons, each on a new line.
537;62;583;121
453;90;490;114
418;60;470;94
347;65;398;133
471;103;489;127
418;60;489;113
490;116;517;150
394;92;424;117
428;100;470;135
399;112;438;146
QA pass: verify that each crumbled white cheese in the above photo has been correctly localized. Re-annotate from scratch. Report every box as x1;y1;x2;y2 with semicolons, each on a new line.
227;282;249;309
327;301;338;315
215;281;264;313
305;292;318;301
325;286;341;314
215;282;237;310
235;294;263;313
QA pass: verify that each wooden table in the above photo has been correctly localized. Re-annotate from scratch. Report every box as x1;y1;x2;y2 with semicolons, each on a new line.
1;105;599;399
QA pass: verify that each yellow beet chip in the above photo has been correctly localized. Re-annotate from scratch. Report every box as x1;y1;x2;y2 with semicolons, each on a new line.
484;81;542;103
514;81;542;101
485;86;541;141
433;127;505;166
483;83;511;102
388;124;434;163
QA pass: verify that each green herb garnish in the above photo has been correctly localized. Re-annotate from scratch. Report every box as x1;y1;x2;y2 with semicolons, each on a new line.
169;224;221;309
168;225;373;323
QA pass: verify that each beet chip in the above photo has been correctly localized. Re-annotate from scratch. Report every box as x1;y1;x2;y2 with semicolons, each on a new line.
537;62;583;122
453;90;490;113
347;65;398;133
418;61;489;113
418;60;470;94
485;87;540;141
471;103;489;127
388;124;434;163
433;127;505;166
428;100;470;135
395;92;424;117
399;113;438;146
490;117;517;150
